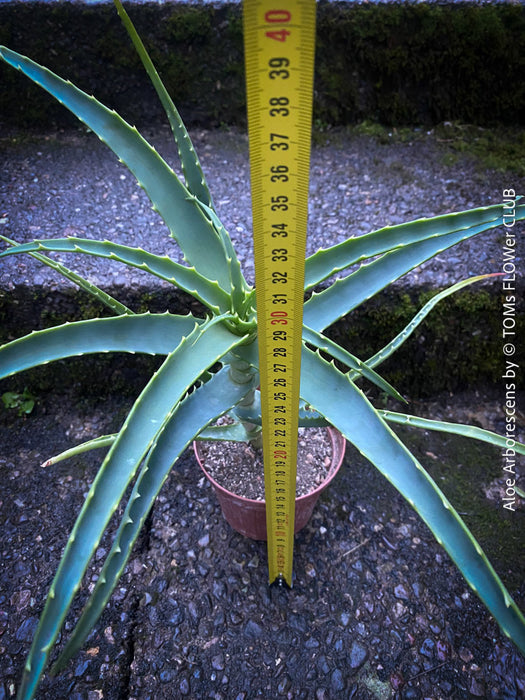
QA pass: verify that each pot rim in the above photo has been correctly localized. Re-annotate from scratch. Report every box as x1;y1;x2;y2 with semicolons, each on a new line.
194;426;345;506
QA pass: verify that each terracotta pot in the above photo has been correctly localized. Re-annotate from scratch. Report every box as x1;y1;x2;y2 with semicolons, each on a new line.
194;427;346;540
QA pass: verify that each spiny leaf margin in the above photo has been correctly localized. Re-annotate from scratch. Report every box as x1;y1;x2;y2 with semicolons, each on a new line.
16;319;247;700
300;348;525;656
51;363;258;672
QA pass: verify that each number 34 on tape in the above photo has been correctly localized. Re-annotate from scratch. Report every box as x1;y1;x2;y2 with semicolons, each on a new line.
243;0;316;587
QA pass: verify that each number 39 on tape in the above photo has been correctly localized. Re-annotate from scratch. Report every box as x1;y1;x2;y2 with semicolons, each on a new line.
243;0;316;587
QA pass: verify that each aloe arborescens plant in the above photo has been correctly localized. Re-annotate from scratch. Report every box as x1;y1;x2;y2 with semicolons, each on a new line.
1;2;524;698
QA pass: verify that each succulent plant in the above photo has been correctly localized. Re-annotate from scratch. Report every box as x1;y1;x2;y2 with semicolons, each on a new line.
0;2;524;698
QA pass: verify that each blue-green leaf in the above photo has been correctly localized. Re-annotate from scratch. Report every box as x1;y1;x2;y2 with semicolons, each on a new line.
42;435;116;468
302;324;404;401
0;313;200;380
304;212;523;332
51;363;257;672
0;238;231;314
0;46;232;290
16;318;247;700
304;201;524;291
230;389;328;428
364;273;498;370
196;200;251;311
196;422;257;442
380;410;525;456
300;348;525;656
0;235;132;316
113;0;215;209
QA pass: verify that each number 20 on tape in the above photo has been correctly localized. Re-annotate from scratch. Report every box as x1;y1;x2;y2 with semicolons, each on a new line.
243;1;316;586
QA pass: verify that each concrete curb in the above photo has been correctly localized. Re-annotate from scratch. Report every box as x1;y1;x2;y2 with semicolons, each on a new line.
1;2;524;130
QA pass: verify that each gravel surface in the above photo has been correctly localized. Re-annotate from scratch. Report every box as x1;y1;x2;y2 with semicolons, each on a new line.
1;125;523;306
0;387;524;699
197;425;333;501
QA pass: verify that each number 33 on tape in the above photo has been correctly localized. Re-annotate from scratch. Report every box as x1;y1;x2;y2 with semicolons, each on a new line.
243;0;316;587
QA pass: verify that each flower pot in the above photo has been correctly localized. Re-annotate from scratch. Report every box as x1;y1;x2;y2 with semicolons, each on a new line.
194;427;345;540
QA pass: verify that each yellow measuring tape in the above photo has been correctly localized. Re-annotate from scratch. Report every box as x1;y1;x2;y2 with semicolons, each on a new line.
243;0;316;586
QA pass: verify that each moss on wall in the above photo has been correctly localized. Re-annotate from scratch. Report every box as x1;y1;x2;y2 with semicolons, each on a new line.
1;282;521;399
315;3;525;126
327;283;524;398
1;3;524;130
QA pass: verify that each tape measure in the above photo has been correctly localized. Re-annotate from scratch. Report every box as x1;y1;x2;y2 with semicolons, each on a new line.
243;0;316;586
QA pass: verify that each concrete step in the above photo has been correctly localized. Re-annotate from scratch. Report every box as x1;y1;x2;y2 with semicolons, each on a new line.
1;1;524;131
1;125;523;396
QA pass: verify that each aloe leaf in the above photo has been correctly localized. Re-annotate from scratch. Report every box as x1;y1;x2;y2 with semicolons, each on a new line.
230;389;329;428
42;435;116;468
380;410;525;456
17;319;247;700
51;363;257;672
237;405;329;429
0;46;232;290
113;0;214;209
0;313;201;380
0;238;231;314
232;328;403;412
0;235;132;315
302;324;404;401
196;422;255;442
228;337;259;371
303;213;522;332
304;200;524;291
364;273;498;370
297;409;330;427
300;348;525;656
196;200;251;310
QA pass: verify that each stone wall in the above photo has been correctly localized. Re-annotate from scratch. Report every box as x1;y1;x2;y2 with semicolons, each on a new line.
1;2;524;130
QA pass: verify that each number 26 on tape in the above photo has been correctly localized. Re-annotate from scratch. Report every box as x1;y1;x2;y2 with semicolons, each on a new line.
265;9;291;43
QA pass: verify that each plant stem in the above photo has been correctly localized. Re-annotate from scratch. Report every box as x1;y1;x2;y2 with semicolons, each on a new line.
226;349;262;448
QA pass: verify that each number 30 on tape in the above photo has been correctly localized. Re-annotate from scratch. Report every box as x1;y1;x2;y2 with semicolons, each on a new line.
243;0;316;586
